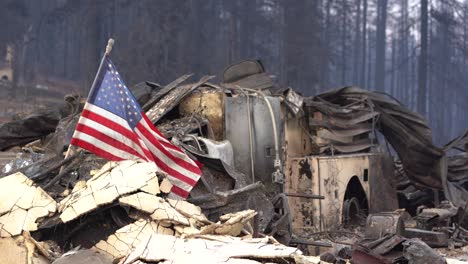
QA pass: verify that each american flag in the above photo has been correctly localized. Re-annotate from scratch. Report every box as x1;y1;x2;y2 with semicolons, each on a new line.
71;56;202;199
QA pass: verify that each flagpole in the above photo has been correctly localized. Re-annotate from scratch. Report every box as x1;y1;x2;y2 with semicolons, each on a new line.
61;38;115;163
85;38;114;101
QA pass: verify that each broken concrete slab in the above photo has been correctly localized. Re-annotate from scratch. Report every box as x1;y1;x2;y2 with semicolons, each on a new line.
159;178;173;193
0;236;49;264
122;234;302;264
200;209;257;236
167;198;210;224
119;192;190;226
58;161;159;223
94;219;174;259
0;172;56;237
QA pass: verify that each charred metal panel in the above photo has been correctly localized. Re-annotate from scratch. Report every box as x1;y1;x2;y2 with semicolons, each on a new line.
368;154;399;213
315;155;370;231
224;95;282;190
365;213;405;239
284;157;317;235
283;111;313;157
285;153;398;237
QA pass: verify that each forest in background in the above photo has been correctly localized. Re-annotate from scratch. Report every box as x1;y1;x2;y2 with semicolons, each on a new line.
0;0;467;144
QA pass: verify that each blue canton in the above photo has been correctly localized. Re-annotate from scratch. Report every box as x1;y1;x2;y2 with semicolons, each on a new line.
89;57;143;128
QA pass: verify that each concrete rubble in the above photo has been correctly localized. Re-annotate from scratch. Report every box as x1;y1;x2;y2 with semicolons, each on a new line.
0;159;324;264
0;59;466;263
58;161;160;223
0;172;56;237
122;234;310;264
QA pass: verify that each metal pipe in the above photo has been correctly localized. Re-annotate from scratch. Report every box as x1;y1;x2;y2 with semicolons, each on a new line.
290;238;332;247
235;86;282;183
284;192;325;199
238;88;256;183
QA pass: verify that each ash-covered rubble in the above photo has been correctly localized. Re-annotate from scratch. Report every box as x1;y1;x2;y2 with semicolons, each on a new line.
0;59;467;263
0;160;321;264
0;60;327;264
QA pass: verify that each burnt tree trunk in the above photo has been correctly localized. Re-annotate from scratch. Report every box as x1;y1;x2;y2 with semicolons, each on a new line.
374;0;388;90
360;0;367;87
417;0;428;116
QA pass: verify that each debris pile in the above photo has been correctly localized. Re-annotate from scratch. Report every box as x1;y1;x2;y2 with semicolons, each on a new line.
0;160;320;264
0;59;466;263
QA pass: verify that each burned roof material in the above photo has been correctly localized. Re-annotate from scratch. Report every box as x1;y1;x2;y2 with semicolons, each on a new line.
305;86;444;189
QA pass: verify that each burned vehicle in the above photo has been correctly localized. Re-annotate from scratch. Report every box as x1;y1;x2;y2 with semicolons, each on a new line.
155;60;468;247
155;60;400;243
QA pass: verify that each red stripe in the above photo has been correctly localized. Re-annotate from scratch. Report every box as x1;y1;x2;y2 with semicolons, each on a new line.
75;123;146;161
82;109;155;162
159;140;183;152
170;185;190;198
141;115;201;169
141;113;184;153
138;141;155;162
149;152;198;186
136;121;201;175
71;138;124;161
194;160;203;170
82;109;142;147
136;126;199;186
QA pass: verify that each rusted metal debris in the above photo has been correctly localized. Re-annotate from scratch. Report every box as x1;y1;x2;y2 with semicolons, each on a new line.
0;59;466;263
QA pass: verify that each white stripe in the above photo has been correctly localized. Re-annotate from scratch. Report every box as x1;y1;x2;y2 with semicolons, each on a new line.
138;138;152;157
140;117;197;164
140;116;180;147
135;127;201;182
84;103;133;131
165;175;193;192
136;127;200;182
73;131;142;161
77;116;148;160
167;192;184;200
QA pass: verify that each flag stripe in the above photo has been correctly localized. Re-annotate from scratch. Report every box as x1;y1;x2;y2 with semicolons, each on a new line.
141;115;200;169
71;138;124;161
165;174;193;192
136;122;201;175
84;103;132;128
75;123;147;161
82;108;140;146
170;184;190;198
76;115;148;158
141;114;183;152
72;131;142;161
81;106;155;163
137;138;155;162
135;127;199;185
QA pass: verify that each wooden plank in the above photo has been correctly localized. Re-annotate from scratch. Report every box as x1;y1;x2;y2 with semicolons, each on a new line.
142;74;193;111
146;75;214;124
